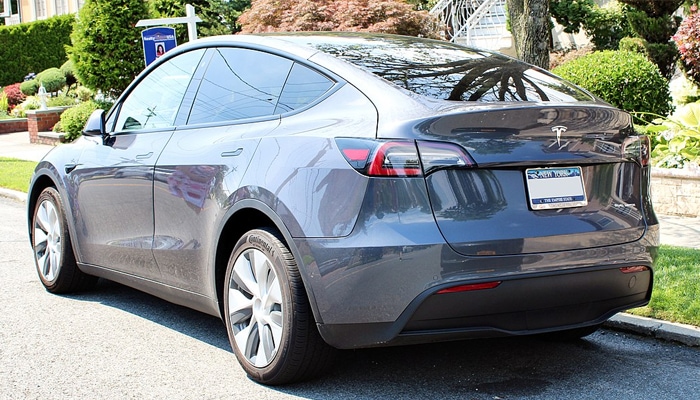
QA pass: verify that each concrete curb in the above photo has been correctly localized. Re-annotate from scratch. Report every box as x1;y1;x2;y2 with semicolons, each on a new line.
0;187;27;203
604;313;700;347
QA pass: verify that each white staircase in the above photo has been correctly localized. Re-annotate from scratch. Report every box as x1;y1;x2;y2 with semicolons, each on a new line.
430;0;513;52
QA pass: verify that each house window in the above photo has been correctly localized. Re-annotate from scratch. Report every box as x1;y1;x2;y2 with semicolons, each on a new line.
55;0;68;15
34;0;46;19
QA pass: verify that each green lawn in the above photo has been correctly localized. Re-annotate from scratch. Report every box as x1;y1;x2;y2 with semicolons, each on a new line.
0;157;36;193
629;245;700;327
0;157;698;326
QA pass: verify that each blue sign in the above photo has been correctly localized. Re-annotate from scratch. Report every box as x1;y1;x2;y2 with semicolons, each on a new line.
141;27;177;67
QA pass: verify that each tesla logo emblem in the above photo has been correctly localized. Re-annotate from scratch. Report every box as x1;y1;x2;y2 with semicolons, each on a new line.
551;125;568;146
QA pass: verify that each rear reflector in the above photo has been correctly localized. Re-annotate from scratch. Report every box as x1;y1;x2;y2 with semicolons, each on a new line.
437;281;501;294
619;266;649;274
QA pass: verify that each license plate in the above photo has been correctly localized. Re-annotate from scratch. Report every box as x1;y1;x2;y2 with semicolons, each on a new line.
526;167;588;210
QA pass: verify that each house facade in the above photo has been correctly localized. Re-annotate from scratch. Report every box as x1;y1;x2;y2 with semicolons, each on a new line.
3;0;83;25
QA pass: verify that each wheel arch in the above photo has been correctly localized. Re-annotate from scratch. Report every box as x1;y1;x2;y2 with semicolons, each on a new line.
213;199;323;324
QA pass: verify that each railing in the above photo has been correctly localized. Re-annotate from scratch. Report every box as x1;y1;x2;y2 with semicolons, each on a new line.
430;0;510;50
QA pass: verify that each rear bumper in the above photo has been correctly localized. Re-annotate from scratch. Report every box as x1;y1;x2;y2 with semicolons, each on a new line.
316;265;652;349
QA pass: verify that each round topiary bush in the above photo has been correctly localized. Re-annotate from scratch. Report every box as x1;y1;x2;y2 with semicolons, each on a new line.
674;5;700;88
37;68;67;93
59;100;99;142
20;79;39;96
552;50;671;116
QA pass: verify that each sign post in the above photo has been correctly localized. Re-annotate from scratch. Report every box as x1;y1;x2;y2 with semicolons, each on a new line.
136;3;202;65
141;27;177;67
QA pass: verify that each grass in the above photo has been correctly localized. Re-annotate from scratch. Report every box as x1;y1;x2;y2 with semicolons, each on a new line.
0;157;36;193
629;245;700;327
0;158;698;326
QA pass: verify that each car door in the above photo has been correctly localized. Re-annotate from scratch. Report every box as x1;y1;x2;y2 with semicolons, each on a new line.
152;46;305;293
70;49;206;280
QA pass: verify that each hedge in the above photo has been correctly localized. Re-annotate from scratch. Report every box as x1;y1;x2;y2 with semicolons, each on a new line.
0;14;75;87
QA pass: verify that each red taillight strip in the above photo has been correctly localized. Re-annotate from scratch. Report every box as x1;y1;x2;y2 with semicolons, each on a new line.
619;266;649;274
366;141;422;177
437;281;502;294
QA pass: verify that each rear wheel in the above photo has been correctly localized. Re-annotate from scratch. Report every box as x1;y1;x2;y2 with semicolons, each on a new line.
223;228;335;385
31;187;97;293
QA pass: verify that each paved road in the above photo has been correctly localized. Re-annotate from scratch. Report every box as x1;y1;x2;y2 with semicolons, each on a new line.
1;196;698;399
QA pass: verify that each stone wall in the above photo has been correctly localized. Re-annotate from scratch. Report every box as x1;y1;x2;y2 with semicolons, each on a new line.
651;168;700;217
26;108;66;146
0;118;28;134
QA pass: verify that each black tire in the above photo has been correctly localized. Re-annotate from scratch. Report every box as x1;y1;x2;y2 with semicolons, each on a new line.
539;324;602;342
223;228;335;385
31;187;97;293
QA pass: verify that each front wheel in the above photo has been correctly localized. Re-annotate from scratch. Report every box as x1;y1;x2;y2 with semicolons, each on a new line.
31;187;97;293
223;228;335;385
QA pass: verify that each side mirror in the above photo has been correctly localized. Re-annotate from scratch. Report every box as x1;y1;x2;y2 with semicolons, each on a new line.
83;109;106;137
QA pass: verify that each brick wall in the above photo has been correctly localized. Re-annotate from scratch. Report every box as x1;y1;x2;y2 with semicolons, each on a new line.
651;168;700;217
27;109;66;146
0;118;28;134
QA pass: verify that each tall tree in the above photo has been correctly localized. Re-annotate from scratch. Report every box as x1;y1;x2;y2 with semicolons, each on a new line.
68;0;150;97
507;0;550;69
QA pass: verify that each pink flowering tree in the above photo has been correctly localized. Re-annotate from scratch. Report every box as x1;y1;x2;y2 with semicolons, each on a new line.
674;6;700;87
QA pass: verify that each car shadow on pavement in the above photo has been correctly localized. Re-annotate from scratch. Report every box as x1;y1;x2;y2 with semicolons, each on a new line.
63;278;232;352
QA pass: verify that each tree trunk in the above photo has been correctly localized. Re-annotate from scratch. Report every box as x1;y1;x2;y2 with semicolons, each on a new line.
506;0;550;69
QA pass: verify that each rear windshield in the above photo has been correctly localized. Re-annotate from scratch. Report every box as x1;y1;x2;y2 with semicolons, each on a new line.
281;34;594;103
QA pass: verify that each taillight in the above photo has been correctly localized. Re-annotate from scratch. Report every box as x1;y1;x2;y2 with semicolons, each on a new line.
367;141;422;176
623;136;651;166
336;138;476;177
417;141;476;174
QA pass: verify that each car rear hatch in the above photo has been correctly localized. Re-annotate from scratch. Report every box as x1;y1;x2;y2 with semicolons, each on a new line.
384;104;649;256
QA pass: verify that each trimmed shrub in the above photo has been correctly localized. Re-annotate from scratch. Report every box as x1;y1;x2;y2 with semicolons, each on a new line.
59;100;100;142
619;36;647;54
0;14;75;87
60;60;78;87
12;96;41;118
74;86;94;102
47;95;77;107
20;80;39;96
552;50;671;116
583;2;633;50
69;0;150;97
674;6;700;88
37;68;67;93
2;83;25;108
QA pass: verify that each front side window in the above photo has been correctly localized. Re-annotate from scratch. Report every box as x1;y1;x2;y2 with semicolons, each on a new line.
114;49;205;132
187;48;293;125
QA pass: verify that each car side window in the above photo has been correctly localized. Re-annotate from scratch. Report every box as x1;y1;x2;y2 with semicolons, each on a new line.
187;48;293;125
274;63;334;114
113;49;205;132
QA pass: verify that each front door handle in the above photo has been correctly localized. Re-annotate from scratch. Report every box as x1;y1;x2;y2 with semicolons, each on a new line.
136;152;154;160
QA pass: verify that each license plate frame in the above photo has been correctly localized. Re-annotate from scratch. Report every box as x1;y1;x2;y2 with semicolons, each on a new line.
526;167;588;210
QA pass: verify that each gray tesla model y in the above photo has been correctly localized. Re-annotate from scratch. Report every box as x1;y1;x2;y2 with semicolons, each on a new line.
28;33;658;384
